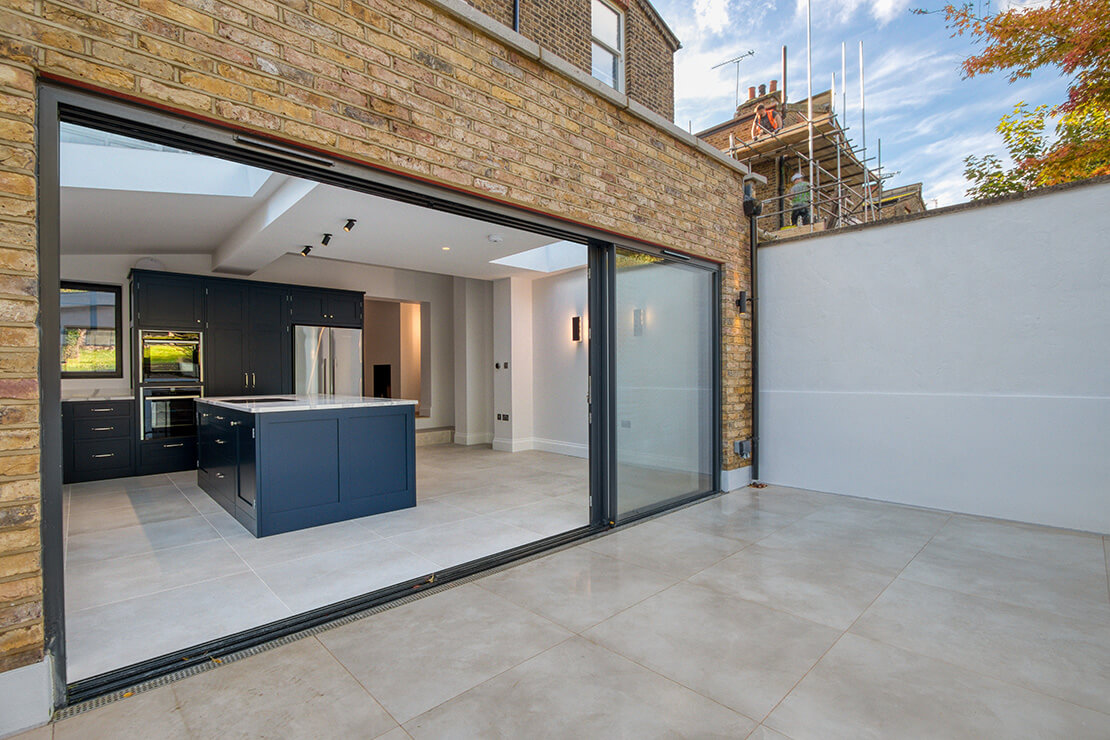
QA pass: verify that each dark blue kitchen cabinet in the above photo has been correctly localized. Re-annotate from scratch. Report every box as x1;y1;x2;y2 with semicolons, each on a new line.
203;283;290;396
132;272;204;329
205;326;247;396
290;288;362;328
205;281;247;329
63;400;135;483
196;400;415;537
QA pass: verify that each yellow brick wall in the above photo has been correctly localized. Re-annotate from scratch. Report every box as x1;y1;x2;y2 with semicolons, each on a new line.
0;0;751;671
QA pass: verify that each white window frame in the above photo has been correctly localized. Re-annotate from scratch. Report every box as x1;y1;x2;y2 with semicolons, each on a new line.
591;0;625;92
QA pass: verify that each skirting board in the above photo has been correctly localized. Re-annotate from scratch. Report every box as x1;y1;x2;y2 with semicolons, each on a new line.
0;656;53;738
721;465;753;492
491;437;588;458
453;431;494;446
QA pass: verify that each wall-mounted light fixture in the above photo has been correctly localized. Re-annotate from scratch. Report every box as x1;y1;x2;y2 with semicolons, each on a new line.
300;245;313;256
344;219;357;232
321;233;332;246
633;308;645;337
571;316;583;342
736;291;748;313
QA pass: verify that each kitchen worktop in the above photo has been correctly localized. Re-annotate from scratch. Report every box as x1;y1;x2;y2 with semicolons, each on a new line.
62;394;136;402
199;395;418;414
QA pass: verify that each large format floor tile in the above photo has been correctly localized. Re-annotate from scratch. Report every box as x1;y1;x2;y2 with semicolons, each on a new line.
385;515;541;569
689;543;894;629
223;518;379;570
581;518;747;578
478;547;678;632
931;514;1106;567
404;637;757;738
852;578;1110;714
755;516;932;575
664;494;800;542
766;633;1110;739
318;584;571;723
65;514;222;566
584;580;841;720
67;488;199;535
53;684;189;740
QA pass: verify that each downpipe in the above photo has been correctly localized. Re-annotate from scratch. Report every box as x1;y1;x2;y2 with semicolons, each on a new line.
743;181;761;483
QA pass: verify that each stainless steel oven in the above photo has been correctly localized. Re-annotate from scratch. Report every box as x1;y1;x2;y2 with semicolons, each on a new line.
141;385;202;440
140;330;203;384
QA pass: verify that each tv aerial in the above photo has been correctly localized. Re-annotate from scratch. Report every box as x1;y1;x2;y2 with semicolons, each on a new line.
713;50;756;108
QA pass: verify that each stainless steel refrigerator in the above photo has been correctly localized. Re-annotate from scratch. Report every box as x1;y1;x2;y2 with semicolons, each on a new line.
293;326;363;396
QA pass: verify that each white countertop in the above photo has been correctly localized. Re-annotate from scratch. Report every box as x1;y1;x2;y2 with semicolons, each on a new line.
199;395;418;413
62;394;135;402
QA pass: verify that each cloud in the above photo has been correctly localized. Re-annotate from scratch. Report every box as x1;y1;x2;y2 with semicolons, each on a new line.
693;0;731;33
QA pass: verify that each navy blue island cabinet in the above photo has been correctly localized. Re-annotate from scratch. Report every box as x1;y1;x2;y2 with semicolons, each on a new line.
196;396;417;537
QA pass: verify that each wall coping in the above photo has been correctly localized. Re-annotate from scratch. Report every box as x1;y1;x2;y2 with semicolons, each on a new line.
762;173;1110;248
427;0;763;183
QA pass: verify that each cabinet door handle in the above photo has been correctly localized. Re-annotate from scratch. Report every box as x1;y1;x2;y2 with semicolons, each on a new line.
92;453;115;458
215;472;225;479
163;443;185;448
215;439;227;445
252;372;256;388
244;372;248;387
215;416;225;420
230;420;241;427
91;426;114;432
90;408;115;413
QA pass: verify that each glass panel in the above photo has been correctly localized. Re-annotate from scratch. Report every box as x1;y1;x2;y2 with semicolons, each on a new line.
614;249;715;518
592;43;618;89
592;0;621;49
60;284;119;375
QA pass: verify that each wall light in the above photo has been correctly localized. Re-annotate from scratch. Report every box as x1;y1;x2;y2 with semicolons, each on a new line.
301;245;312;256
344;219;357;232
633;308;645;337
571;316;583;342
321;233;332;246
442;246;451;251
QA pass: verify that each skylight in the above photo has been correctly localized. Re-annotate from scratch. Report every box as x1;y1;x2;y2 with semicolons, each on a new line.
60;123;271;198
490;241;588;273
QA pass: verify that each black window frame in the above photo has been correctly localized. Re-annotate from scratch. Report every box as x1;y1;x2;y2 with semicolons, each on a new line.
59;280;124;379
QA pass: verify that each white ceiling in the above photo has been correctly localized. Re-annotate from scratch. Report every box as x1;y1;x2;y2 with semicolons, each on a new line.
59;126;585;281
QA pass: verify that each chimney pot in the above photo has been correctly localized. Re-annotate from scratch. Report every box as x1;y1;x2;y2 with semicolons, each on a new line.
770;79;778;93
748;86;756;100
758;84;767;96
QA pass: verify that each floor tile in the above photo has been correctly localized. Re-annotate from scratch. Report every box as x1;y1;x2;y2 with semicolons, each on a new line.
53;686;188;740
487;497;589;537
67;474;173;495
66;572;291;681
68;484;185;516
7;725;50;740
584;581;841;720
386;516;541;569
800;498;950;538
747;726;794;740
172;637;397;740
199;506;252;537
901;539;1110;622
852;578;1110;714
65;538;249;611
224;519;379;570
582;518;748;578
319;584;570;723
666;494;801;542
404;637;756;739
67;490;200;535
65;514;222;566
173;484;225;515
755;517;930;575
932;514;1105;568
732;485;835;518
434;483;551;515
478;547;678;632
766;633;1110;739
255;538;440;613
689;543;894;629
359;498;476;538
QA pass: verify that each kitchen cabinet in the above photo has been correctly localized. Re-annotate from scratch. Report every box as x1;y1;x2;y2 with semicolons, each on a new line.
203;283;291;396
63;400;135;483
290;288;363;328
197;405;256;529
132;273;205;329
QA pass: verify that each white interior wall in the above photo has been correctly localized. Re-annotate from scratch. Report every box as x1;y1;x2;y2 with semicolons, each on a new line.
399;302;421;402
530;268;588;456
59;253;456;430
363;299;401;397
452;277;494;445
758;180;1110;533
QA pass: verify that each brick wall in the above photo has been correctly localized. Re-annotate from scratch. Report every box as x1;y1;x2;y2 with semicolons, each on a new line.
464;0;676;119
0;0;749;672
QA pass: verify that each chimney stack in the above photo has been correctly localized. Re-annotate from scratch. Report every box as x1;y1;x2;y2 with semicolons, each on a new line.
748;86;756;101
758;83;767;96
769;79;778;93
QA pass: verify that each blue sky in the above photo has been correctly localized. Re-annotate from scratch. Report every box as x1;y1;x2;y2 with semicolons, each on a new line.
650;0;1064;205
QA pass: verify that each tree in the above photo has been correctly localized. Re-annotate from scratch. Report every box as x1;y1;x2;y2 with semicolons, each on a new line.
925;0;1110;195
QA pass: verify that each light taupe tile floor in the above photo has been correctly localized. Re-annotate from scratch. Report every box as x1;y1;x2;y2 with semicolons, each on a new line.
63;445;589;681
33;482;1110;738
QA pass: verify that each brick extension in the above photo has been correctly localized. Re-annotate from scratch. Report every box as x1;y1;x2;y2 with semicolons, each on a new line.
0;0;752;673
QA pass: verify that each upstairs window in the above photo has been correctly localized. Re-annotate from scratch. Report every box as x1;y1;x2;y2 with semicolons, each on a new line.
60;282;123;378
591;0;624;91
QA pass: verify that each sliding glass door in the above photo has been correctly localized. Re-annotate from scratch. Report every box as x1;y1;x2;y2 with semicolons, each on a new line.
612;248;718;519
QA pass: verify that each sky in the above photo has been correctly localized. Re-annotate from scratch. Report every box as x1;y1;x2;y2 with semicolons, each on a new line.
649;0;1064;206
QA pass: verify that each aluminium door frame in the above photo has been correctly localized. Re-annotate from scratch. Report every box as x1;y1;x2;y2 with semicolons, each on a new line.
37;81;722;706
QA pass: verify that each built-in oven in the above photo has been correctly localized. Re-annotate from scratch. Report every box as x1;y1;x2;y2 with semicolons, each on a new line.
140;330;203;384
141;385;202;440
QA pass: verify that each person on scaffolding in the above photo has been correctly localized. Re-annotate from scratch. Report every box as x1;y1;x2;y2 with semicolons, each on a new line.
789;172;811;226
750;103;780;139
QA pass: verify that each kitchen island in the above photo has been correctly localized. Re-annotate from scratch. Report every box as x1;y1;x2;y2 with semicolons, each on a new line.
196;395;417;537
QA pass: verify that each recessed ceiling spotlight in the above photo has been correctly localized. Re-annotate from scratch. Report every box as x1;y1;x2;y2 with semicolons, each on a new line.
321;233;332;246
442;246;451;251
487;234;504;243
344;219;357;232
301;245;312;256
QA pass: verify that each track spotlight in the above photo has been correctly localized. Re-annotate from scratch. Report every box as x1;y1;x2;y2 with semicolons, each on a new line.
301;245;312;256
321;233;332;246
344;219;357;232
